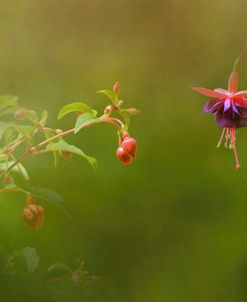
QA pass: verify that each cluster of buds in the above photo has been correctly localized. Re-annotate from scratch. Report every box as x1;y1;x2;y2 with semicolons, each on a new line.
116;131;137;166
22;195;44;230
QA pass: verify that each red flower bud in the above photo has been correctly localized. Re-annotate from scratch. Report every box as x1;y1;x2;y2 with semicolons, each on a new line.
23;204;45;230
113;81;121;94
121;137;137;158
116;147;132;166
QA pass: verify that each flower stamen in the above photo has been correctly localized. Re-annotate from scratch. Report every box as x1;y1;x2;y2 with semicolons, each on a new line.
217;128;226;148
225;128;229;148
230;127;241;170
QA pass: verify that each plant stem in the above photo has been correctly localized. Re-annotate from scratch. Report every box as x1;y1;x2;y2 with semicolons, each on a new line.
0;114;124;178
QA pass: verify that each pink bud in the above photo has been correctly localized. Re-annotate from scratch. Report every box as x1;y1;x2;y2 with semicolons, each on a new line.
113;81;121;94
121;137;137;158
116;147;132;166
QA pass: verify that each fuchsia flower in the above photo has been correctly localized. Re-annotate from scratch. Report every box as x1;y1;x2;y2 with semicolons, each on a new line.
193;57;247;169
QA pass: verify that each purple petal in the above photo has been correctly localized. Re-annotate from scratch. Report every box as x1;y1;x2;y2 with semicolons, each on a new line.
203;99;223;114
215;107;247;128
216;108;236;128
232;103;240;114
236;106;247;118
224;98;231;111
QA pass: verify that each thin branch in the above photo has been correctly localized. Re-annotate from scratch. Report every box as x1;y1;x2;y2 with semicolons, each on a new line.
0;114;124;178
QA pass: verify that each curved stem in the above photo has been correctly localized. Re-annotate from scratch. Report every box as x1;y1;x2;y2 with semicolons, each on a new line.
0;114;126;178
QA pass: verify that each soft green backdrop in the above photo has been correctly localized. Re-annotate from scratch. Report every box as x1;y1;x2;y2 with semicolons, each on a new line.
1;0;247;301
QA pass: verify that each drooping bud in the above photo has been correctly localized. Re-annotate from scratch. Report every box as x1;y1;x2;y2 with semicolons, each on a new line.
61;151;73;161
23;203;45;230
116;147;132;166
113;81;121;94
14;107;28;120
121;136;137;158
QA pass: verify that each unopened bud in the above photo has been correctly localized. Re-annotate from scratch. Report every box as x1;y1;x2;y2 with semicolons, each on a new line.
116;147;132;166
113;81;121;94
26;194;35;204
125;108;140;115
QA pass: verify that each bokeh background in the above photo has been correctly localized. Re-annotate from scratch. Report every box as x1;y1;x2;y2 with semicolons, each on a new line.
1;0;247;301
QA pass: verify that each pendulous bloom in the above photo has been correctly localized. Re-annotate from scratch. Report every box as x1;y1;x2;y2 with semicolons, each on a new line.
116;131;137;166
193;57;247;169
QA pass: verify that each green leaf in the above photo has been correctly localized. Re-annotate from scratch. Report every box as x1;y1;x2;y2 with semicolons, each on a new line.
97;90;117;104
58;102;95;119
40;110;48;127
22;184;65;206
74;112;99;134
45;262;72;279
46;140;97;169
0;161;29;181
21;247;40;273
27;110;39;124
44;131;60;167
0;121;11;140
0;95;19;114
0;106;19;117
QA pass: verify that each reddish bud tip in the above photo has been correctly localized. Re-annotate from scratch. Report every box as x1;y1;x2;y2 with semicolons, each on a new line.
113;81;121;94
26;194;35;204
122;131;130;139
116;147;132;166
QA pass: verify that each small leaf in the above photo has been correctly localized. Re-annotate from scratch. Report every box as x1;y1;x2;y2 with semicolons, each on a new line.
97;90;117;104
21;185;65;207
21;247;40;273
46;140;97;169
0;121;11;140
40;110;48;127
13;247;39;273
74;112;99;134
58;102;95;119
44;131;60;167
0;161;29;181
0;106;19;117
46;262;72;279
27;110;39;124
0;95;19;114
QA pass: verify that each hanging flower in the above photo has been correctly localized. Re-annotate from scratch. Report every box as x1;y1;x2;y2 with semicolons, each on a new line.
193;51;247;169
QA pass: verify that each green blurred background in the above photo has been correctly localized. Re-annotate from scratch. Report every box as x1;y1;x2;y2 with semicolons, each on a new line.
1;0;247;301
